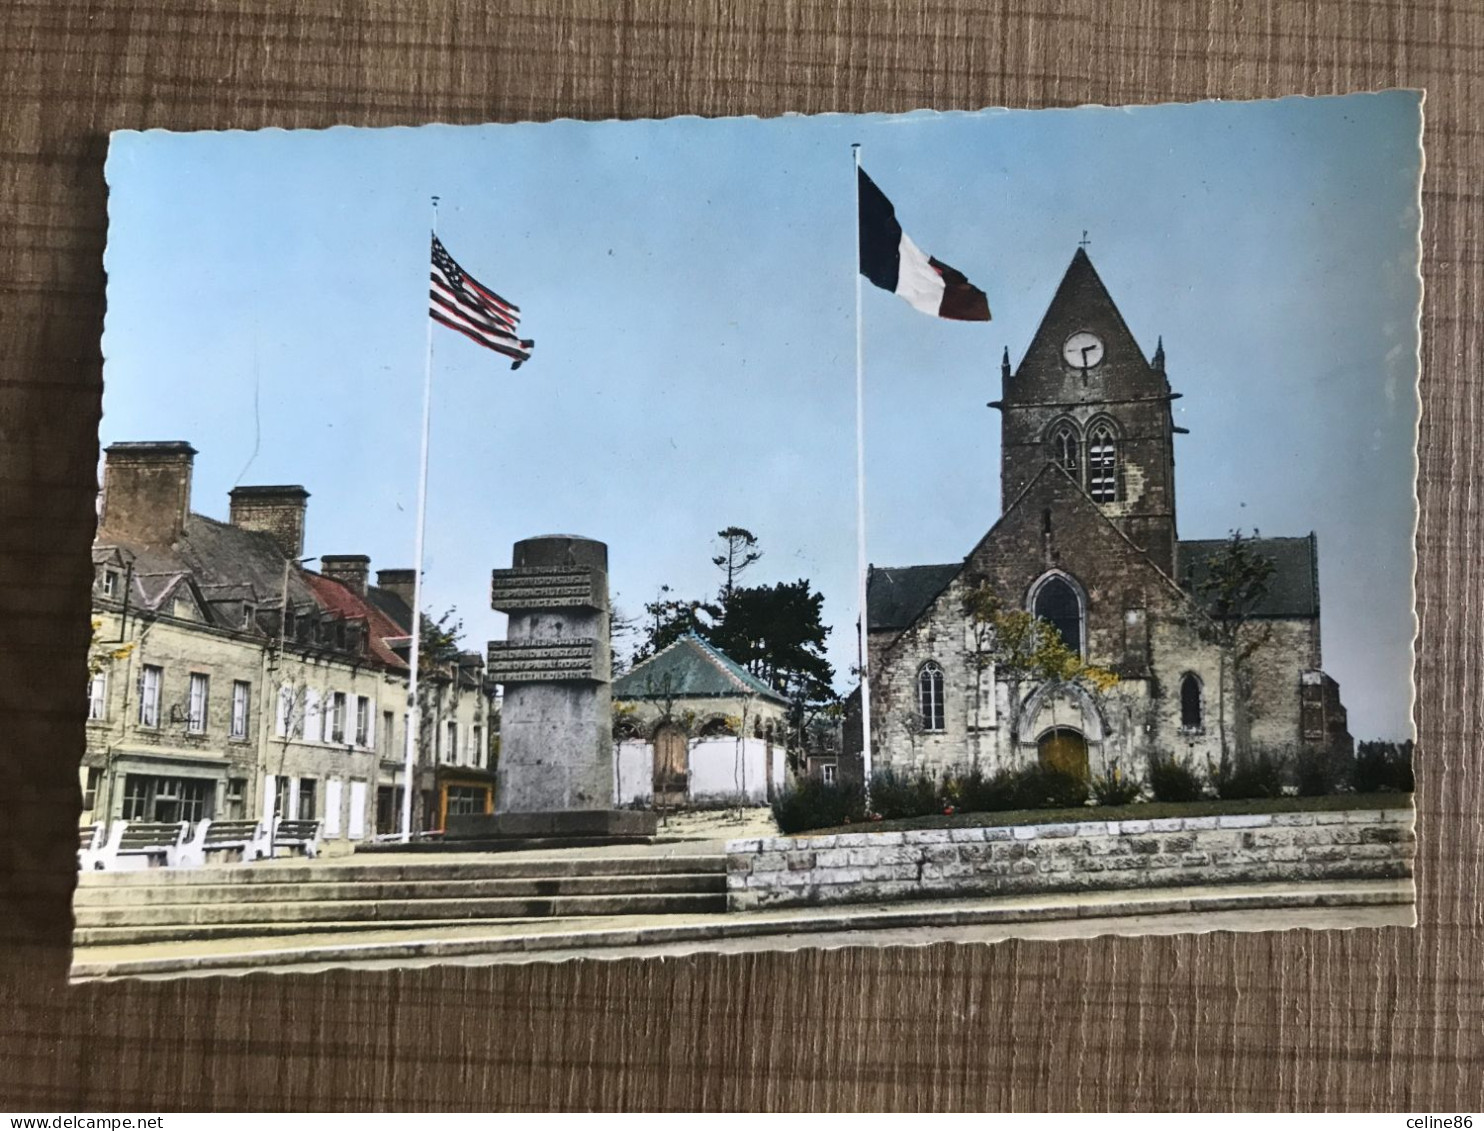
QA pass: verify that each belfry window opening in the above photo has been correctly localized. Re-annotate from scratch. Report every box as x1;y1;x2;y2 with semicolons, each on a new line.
1088;421;1119;503
1048;422;1081;483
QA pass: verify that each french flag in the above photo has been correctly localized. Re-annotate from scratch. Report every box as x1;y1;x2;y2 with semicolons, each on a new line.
857;166;991;322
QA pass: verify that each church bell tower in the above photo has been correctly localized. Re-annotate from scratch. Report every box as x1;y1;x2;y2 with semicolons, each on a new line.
991;246;1182;577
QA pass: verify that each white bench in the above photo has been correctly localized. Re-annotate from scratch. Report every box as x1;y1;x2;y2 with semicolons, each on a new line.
268;818;321;858
92;821;189;870
174;819;271;867
77;824;106;871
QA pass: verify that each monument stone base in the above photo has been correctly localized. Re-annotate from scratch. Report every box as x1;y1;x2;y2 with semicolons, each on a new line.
456;533;649;853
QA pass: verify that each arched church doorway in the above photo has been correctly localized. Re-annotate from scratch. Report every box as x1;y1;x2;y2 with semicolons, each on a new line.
652;723;689;807
1037;727;1089;780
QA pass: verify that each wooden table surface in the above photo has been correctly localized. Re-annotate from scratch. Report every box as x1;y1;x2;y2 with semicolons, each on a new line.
1;0;1478;1111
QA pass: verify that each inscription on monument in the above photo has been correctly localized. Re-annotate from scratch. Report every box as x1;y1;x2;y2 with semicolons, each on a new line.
487;639;600;683
490;566;602;612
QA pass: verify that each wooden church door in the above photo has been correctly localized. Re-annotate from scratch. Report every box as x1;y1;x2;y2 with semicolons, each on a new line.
1037;727;1090;780
652;724;689;807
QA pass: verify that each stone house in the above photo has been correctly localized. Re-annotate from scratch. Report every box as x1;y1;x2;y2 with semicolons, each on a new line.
801;714;844;786
854;248;1352;785
304;563;496;834
612;633;789;806
85;441;495;844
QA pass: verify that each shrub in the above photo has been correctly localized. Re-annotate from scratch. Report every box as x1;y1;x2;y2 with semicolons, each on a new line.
941;766;1088;811
1294;745;1338;797
1211;748;1288;801
940;773;965;808
1353;740;1414;793
953;768;1025;814
771;777;866;834
1395;746;1416;792
1012;764;1089;809
1148;752;1205;802
1090;761;1141;806
869;768;940;820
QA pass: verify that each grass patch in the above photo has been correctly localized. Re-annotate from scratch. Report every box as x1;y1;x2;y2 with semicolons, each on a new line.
801;791;1413;837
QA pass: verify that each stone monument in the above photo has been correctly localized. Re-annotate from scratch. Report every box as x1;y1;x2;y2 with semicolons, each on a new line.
444;534;656;843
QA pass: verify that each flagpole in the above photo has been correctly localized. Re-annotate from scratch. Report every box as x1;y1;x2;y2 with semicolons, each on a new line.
853;144;874;796
400;195;439;843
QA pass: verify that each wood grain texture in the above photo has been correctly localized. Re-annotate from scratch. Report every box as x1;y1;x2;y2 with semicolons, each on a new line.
0;0;1477;1111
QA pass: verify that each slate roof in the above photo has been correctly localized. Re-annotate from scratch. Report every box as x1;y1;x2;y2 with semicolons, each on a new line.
301;572;410;670
1178;535;1319;619
95;513;321;623
864;534;1319;640
365;585;413;633
613;632;788;704
94;510;423;671
866;563;961;632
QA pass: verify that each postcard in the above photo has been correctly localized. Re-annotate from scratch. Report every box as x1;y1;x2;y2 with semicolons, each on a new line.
74;91;1421;979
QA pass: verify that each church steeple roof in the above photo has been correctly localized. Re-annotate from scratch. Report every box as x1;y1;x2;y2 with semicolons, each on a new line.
1012;246;1151;380
995;244;1179;574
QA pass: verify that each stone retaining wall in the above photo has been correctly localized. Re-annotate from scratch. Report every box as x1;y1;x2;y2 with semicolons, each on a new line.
726;808;1414;911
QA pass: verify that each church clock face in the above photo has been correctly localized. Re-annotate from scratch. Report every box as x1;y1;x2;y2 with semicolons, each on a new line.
1063;331;1105;369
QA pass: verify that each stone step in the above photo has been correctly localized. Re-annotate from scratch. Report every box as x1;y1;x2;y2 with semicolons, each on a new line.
74;890;729;929
74;915;599;947
69;879;1415;980
355;835;661;855
74;872;726;908
76;853;727;887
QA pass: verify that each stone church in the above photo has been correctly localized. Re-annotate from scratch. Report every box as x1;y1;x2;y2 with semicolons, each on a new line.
857;247;1352;783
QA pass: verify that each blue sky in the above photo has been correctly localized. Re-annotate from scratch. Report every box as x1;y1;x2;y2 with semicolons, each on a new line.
102;91;1422;739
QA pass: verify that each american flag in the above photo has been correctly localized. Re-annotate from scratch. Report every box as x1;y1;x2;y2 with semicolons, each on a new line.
430;234;534;369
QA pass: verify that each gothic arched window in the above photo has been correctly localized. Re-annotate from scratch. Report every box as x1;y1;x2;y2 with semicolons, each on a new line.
1032;574;1084;658
1047;421;1081;483
917;662;946;732
1180;673;1204;731
1087;420;1119;503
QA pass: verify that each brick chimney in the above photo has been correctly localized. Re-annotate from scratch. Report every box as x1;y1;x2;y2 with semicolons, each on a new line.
321;554;370;597
100;441;198;546
375;568;415;607
228;485;310;558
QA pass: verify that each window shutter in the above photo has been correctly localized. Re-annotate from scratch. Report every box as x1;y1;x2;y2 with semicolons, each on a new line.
348;780;367;840
324;779;343;837
261;774;276;820
366;700;376;749
304;688;320;740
